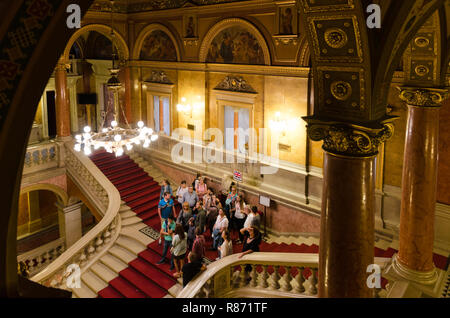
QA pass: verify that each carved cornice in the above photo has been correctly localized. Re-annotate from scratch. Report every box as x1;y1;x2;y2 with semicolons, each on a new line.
214;76;257;94
303;117;396;157
397;86;448;107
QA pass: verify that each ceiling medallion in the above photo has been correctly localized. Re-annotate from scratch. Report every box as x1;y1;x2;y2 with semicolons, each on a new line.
330;81;352;101
324;28;348;49
414;36;430;48
414;65;429;77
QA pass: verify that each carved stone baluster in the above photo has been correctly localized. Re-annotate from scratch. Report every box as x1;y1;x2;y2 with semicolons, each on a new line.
79;250;88;267
258;265;269;288
103;229;111;244
249;264;258;287
239;265;249;288
308;267;318;295
281;266;293;292
35;254;44;271
87;242;96;259
293;266;305;294
95;234;104;251
269;266;280;290
27;259;35;274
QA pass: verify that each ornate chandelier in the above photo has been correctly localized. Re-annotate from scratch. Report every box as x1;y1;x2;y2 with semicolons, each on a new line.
74;121;158;157
73;0;158;157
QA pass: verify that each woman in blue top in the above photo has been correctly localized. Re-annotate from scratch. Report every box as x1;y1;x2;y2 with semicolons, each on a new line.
160;179;173;200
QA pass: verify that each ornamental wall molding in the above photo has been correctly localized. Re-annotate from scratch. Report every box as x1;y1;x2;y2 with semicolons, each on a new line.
214;76;257;94
145;71;173;84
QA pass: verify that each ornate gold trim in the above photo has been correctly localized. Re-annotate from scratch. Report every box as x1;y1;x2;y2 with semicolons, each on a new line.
303;117;395;157
388;254;438;286
397;86;448;107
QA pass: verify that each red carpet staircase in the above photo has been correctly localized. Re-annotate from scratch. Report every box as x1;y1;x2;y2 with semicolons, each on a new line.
86;151;449;298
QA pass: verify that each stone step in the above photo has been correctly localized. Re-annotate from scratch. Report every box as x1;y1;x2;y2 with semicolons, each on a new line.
72;281;97;298
120;210;136;219
82;270;108;293
116;235;146;255
109;245;136;264
122;216;144;226
119;205;132;213
120;223;154;246
90;262;118;283
100;253;128;273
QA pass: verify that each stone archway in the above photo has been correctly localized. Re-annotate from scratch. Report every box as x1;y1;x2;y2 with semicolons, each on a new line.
62;24;130;64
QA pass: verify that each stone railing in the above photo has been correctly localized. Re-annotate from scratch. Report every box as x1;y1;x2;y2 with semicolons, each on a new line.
30;142;122;290
17;238;65;278
178;253;391;298
23;140;61;175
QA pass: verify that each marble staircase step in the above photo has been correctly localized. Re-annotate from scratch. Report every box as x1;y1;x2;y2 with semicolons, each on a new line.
90;262;118;284
116;235;146;255
100;253;128;273
72;281;97;298
120;223;154;246
82;270;109;293
109;245;136;265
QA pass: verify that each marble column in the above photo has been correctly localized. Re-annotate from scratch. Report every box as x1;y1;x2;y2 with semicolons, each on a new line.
57;201;83;248
305;120;394;297
54;61;72;139
389;87;448;285
119;66;132;125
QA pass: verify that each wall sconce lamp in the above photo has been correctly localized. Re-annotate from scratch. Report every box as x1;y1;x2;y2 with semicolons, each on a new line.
269;112;300;136
176;96;204;117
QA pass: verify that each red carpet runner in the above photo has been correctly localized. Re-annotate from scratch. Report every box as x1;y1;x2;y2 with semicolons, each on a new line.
88;151;448;298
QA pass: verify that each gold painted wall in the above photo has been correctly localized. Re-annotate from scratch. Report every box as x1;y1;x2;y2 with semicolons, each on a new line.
384;85;408;187
264;76;308;165
177;70;206;135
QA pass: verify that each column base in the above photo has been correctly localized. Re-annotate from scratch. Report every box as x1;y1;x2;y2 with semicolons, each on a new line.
384;254;438;286
56;136;73;142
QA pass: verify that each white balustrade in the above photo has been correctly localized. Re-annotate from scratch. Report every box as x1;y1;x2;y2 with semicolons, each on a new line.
17;238;65;277
30;141;122;291
178;253;391;298
23;140;60;175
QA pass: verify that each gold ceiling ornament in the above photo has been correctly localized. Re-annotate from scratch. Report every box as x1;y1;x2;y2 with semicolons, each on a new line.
397;87;448;107
414;65;430;77
330;81;352;101
414;36;430;48
324;28;348;49
304;119;395;157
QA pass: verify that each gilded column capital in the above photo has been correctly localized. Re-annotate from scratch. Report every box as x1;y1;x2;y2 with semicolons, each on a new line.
397;86;448;108
55;62;70;72
303;117;396;157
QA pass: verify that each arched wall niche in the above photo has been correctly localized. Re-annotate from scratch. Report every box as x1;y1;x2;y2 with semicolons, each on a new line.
132;23;181;61
62;24;129;64
199;18;271;66
20;184;69;207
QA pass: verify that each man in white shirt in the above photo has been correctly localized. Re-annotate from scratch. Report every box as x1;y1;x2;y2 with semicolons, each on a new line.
212;208;228;250
176;180;188;204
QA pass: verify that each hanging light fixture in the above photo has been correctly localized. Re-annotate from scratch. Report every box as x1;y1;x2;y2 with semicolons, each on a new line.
74;0;158;157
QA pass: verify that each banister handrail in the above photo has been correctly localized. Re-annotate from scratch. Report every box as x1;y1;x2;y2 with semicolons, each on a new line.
31;142;122;288
177;253;392;298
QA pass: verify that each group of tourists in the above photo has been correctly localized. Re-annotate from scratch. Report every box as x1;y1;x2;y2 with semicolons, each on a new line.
155;174;263;287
